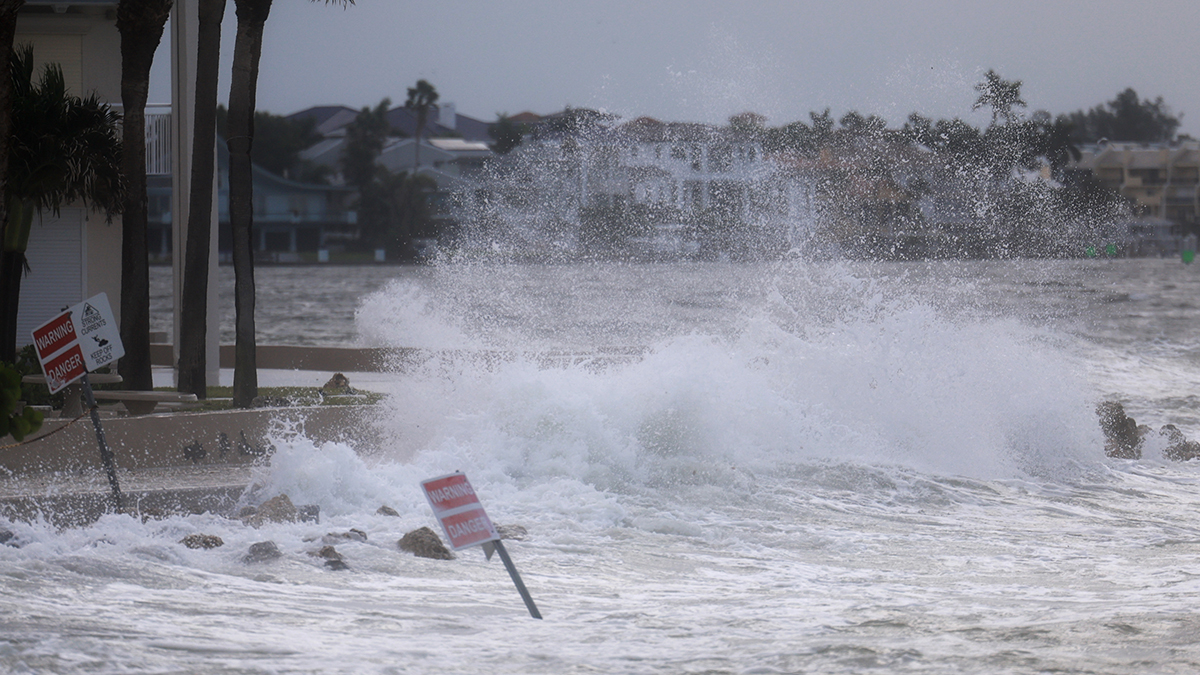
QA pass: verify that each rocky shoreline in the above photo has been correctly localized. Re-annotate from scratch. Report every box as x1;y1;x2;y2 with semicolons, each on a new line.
1097;401;1200;461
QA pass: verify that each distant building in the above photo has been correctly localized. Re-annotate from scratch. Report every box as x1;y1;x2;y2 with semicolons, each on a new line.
452;110;815;258
147;140;355;261
292;103;497;197
1075;141;1200;228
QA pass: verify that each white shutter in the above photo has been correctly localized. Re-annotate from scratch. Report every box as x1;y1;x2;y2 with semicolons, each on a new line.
16;209;85;349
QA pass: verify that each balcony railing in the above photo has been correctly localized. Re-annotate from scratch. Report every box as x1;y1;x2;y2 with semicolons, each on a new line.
145;106;171;176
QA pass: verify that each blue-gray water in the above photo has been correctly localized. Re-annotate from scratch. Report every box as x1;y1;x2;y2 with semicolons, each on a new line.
3;258;1198;673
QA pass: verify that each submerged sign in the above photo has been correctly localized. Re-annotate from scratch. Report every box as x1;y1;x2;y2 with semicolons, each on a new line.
421;472;500;550
30;293;124;393
419;471;541;619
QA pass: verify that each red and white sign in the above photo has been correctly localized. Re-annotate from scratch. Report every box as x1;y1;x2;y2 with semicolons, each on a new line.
30;292;124;394
41;343;86;393
421;472;500;550
32;311;77;361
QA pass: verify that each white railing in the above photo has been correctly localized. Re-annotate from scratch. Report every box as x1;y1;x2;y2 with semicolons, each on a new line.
145;106;171;176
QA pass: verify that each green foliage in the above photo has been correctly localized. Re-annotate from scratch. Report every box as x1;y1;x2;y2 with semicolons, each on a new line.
0;362;43;442
341;98;391;190
973;69;1026;126
341;99;438;256
1063;88;1181;144
216;105;329;182
405;79;439;139
488;114;526;155
358;170;437;254
6;44;125;238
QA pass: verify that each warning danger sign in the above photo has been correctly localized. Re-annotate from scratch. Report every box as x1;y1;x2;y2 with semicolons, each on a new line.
29;292;124;393
420;472;500;550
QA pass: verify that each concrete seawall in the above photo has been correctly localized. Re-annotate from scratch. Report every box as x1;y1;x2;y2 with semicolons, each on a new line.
0;405;382;527
1;405;380;475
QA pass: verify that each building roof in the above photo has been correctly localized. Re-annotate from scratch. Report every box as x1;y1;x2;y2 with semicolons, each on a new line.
287;106;359;137
291;104;493;143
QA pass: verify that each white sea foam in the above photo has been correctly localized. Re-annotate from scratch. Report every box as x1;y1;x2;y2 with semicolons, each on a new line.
364;262;1103;493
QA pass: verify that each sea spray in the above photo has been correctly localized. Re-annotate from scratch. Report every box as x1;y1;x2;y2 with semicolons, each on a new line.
359;261;1105;491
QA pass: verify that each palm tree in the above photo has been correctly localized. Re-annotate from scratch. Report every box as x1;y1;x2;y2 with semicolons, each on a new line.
405;79;438;171
226;0;271;408
227;0;354;408
116;0;173;391
0;47;125;362
177;0;227;398
973;69;1026;127
0;0;27;362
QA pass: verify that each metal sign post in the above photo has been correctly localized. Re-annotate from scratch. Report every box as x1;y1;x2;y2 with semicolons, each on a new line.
31;294;126;511
491;539;541;620
421;472;542;619
78;374;122;509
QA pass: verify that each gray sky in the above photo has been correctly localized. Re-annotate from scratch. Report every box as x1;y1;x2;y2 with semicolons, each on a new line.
150;0;1200;136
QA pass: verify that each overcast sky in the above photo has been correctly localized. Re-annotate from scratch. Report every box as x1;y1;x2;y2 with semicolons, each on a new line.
149;0;1200;136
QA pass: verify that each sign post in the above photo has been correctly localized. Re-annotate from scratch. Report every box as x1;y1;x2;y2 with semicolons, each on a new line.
421;472;542;619
31;293;125;510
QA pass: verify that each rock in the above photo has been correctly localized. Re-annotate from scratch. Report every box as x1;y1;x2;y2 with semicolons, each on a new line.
322;529;367;544
398;526;454;560
180;534;224;549
297;504;321;524
1161;424;1200;461
309;545;342;561
309;545;350;570
1096;401;1145;459
243;494;298;528
496;524;528;541
243;540;282;563
0;528;15;547
376;505;400;517
321;373;353;394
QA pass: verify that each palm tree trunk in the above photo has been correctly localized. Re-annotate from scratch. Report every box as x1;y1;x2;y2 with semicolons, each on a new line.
177;0;226;398
0;201;31;364
228;0;272;408
0;0;25;363
116;0;172;391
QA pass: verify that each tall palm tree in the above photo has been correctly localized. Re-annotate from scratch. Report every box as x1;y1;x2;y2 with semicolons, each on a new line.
405;79;438;171
0;47;125;361
0;0;26;363
177;0;227;398
973;69;1026;127
116;0;172;391
227;0;354;408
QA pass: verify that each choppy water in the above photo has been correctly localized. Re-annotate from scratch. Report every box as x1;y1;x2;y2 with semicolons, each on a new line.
7;258;1200;673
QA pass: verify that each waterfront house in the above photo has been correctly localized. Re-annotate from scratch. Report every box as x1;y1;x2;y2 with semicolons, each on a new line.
14;1;124;345
1075;141;1200;231
147;141;355;262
